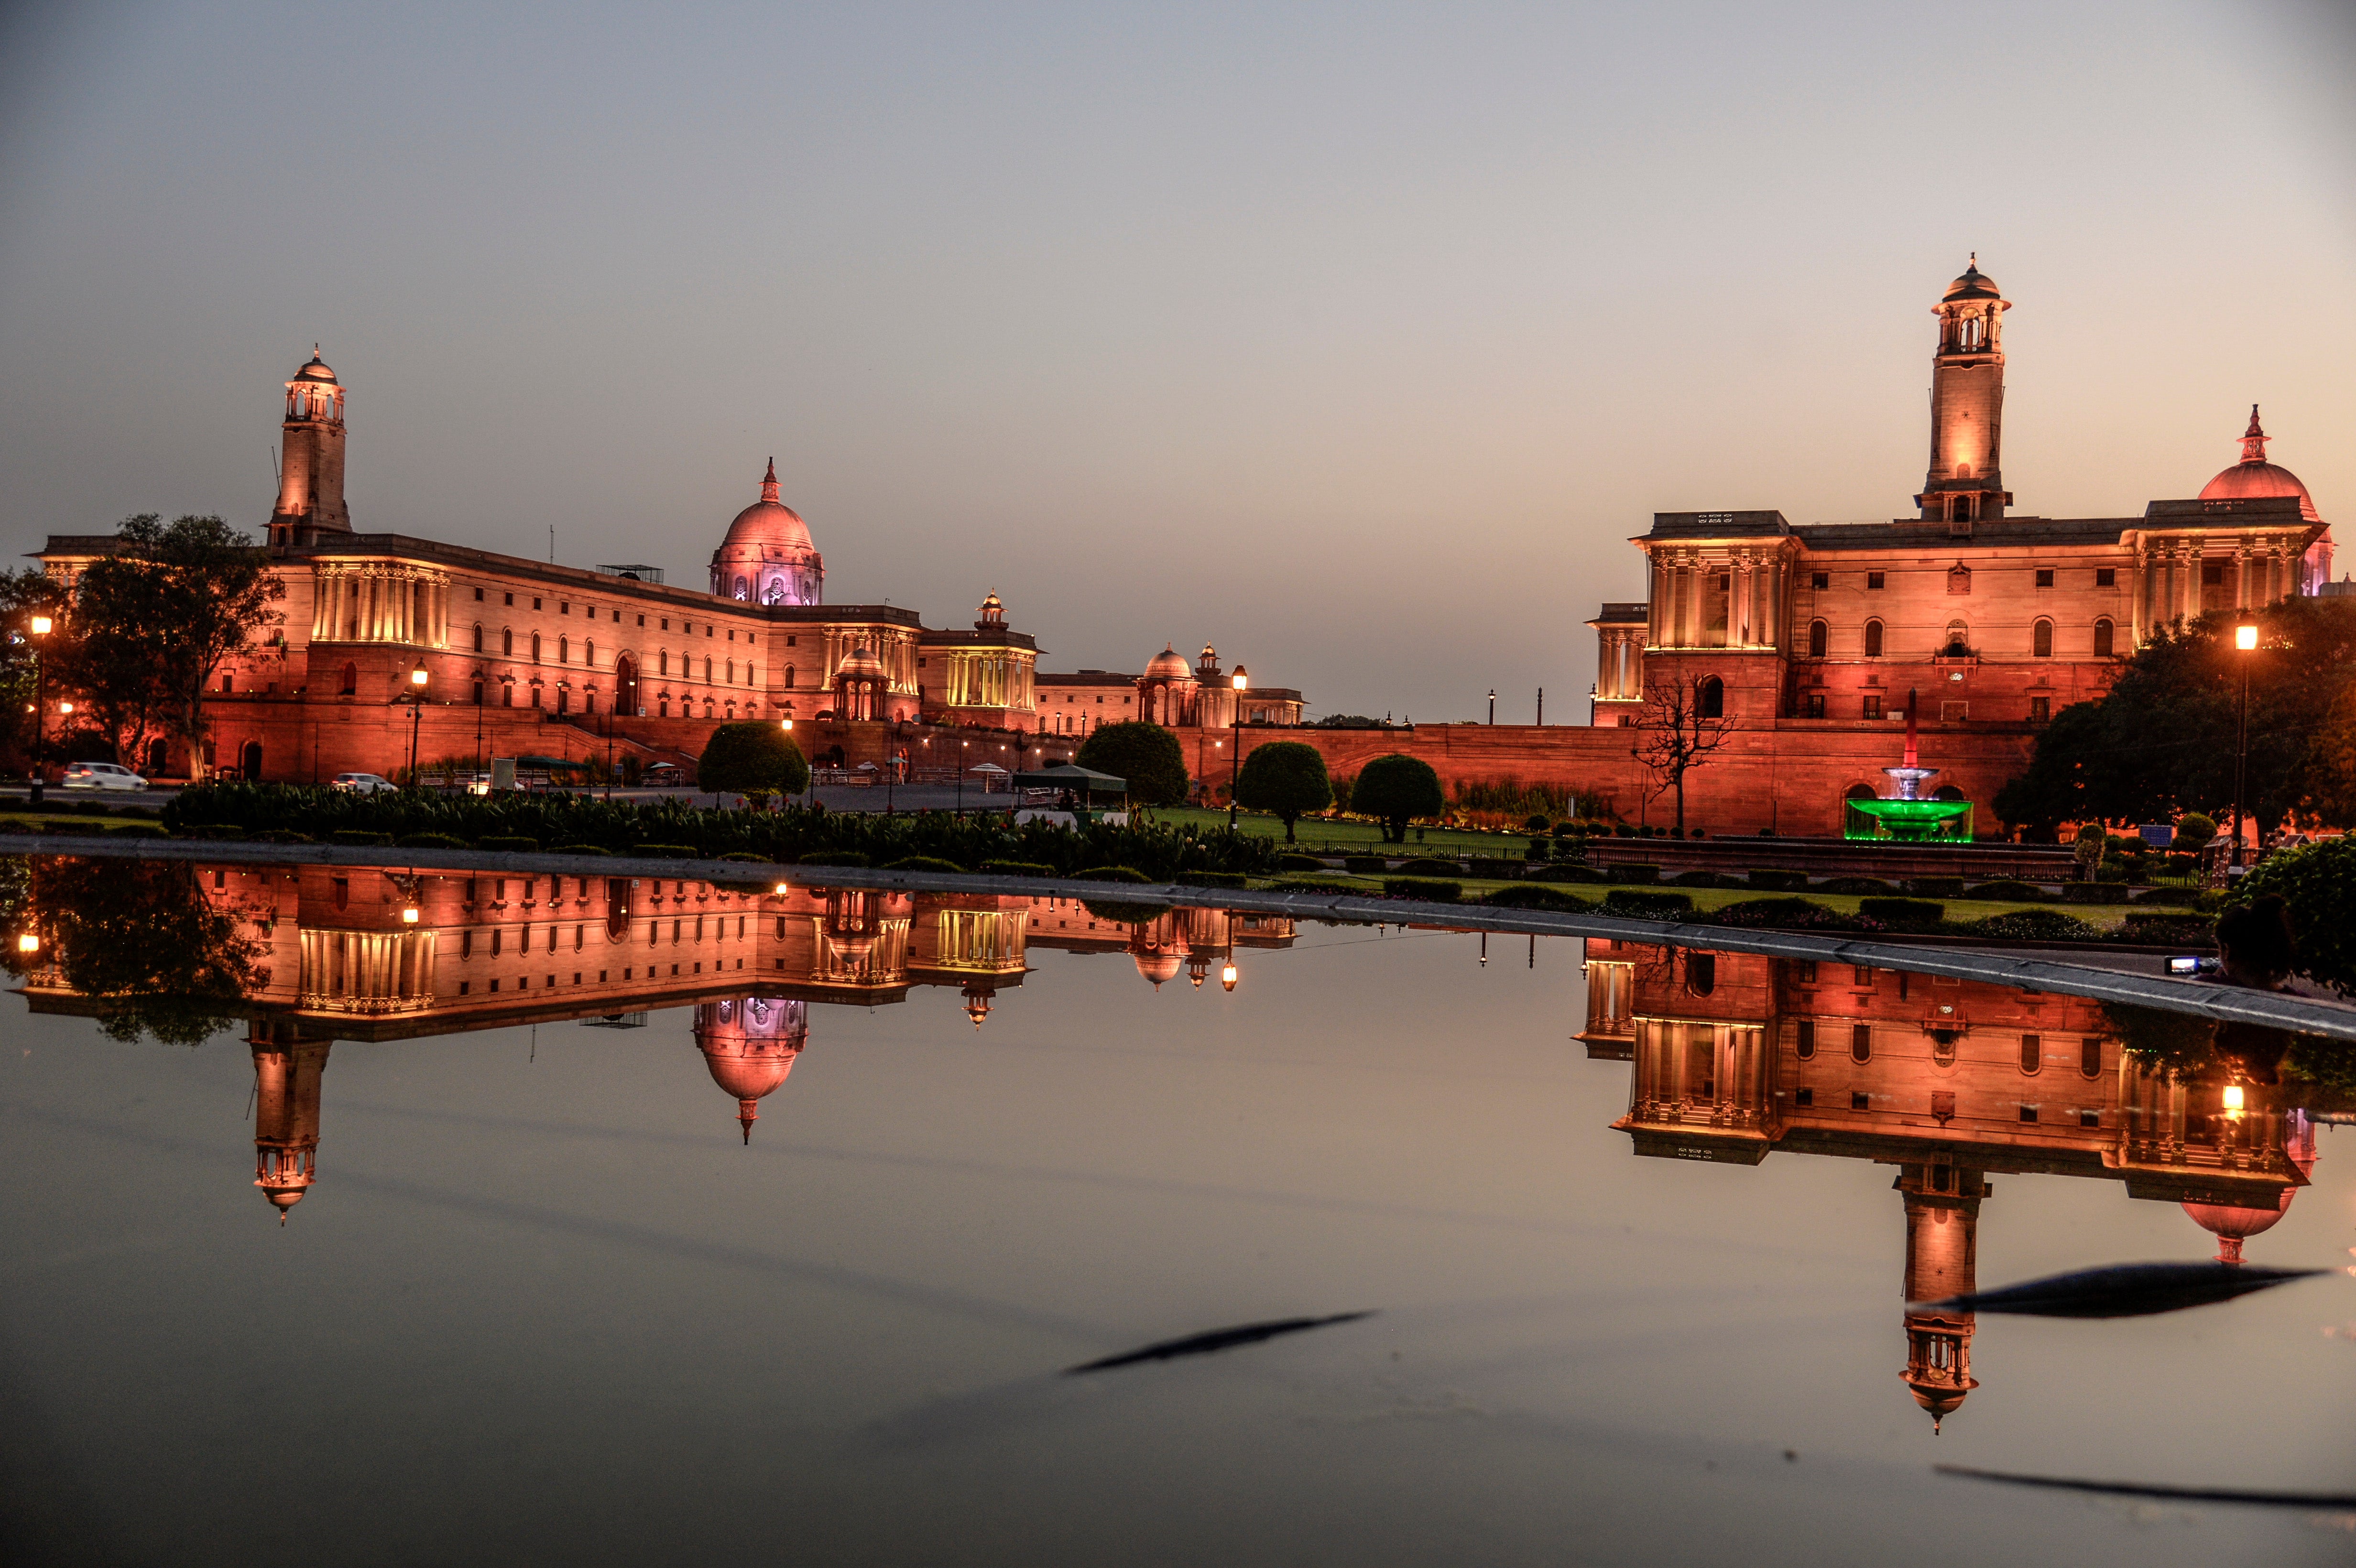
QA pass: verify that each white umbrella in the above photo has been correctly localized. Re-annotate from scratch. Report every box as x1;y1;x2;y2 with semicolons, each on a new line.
969;762;1009;774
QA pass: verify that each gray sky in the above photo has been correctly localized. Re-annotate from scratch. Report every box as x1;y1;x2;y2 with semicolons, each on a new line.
3;0;2349;720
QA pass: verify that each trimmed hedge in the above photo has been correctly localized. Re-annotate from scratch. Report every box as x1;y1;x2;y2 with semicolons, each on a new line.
981;860;1055;877
797;851;873;867
1395;857;1463;876
716;851;766;863
1342;855;1390;875
330;829;392;847
1530;864;1608;883
1074;865;1151;883
396;832;467;849
1711;897;1860;932
1671;870;1726;888
2119;910;2216;947
1462;857;1523;881
252;829;313;845
109;823;167;838
1817;876;1895;894
636;843;698;859
478;835;539;852
1276;853;1327;872
1081;896;1167;925
183;824;249;840
1603;888;1693;919
1177;870;1250;889
1956;908;2099;942
1483;883;1591;911
557;843;614;857
1860;897;1944;927
2061;883;2131;905
1605;863;1661;885
1904;877;1966;898
1744;869;1809;892
883;856;965;874
1384;878;1461;902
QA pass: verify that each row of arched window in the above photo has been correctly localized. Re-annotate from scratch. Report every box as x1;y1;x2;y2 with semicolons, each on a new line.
1804;617;2114;660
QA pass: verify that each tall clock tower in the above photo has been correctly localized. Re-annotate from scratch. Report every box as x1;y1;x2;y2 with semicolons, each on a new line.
1915;258;2012;525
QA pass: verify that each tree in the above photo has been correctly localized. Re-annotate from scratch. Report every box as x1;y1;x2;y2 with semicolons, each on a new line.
1353;753;1445;843
1;857;264;1045
697;721;810;800
2236;837;2356;996
1631;675;1737;833
1233;740;1332;841
0;570;67;771
1997;598;2356;839
55;514;283;773
1074;720;1188;807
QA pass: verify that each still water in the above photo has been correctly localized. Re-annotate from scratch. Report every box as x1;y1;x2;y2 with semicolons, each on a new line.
4;856;2352;1566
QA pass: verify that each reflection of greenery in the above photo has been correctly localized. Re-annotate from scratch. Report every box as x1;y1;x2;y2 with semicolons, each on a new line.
9;857;262;1045
2103;1000;2218;1078
2283;1037;2356;1096
1080;897;1170;926
2235;838;2356;997
2105;996;2356;1099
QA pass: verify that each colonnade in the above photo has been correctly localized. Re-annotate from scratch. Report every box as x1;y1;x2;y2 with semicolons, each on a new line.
311;564;449;647
2129;533;2306;642
1646;548;1788;651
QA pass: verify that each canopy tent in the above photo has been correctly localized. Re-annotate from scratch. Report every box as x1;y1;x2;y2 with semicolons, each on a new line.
1013;763;1126;797
969;762;1009;774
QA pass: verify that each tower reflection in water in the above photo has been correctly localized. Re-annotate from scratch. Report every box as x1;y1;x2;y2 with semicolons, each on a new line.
10;859;1292;1220
1580;938;2320;1429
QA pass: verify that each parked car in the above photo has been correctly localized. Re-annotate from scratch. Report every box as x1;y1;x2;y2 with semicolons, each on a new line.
62;761;148;792
642;763;686;786
331;772;399;795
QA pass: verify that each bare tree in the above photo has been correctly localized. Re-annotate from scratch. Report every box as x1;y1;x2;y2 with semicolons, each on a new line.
1632;675;1738;833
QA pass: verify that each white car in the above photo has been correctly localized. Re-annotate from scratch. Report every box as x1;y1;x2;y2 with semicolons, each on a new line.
62;761;148;792
331;772;399;795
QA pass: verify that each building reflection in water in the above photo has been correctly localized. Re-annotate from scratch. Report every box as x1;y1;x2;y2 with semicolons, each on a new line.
1579;938;2322;1430
10;860;1292;1221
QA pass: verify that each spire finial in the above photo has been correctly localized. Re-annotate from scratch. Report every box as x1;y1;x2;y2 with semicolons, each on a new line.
758;458;781;504
2239;406;2269;465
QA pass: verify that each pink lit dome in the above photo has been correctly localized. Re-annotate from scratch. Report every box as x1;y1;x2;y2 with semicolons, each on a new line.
1942;259;2002;302
2181;1188;2293;1264
1144;644;1194;681
711;459;823;604
694;996;809;1143
2200;407;2321;524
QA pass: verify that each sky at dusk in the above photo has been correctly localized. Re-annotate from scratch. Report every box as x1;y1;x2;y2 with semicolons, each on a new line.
2;0;2350;721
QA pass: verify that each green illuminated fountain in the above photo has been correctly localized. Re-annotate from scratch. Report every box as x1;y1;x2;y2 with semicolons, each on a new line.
1844;688;1973;841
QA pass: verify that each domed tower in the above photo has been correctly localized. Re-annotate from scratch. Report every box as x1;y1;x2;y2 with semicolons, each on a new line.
692;995;809;1143
1898;1165;1986;1432
2200;407;2322;523
1138;644;1198;726
710;459;823;605
268;350;350;545
1916;258;2013;526
250;1024;332;1223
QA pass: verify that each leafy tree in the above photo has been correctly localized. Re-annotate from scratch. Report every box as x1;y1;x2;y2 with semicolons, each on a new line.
1233;740;1331;841
1353;753;1445;843
2235;837;2356;996
697;721;809;799
1075;720;1188;807
1632;675;1736;833
2173;812;2216;850
2;858;263;1045
1996;598;2356;838
0;570;68;770
53;514;283;772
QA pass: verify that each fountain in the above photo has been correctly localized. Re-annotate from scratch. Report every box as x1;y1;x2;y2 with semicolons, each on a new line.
1843;688;1974;841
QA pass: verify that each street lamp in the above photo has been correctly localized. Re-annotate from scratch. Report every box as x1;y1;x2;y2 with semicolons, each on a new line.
26;613;52;804
2232;622;2257;867
1228;666;1248;828
406;661;428;786
1488;688;1496;725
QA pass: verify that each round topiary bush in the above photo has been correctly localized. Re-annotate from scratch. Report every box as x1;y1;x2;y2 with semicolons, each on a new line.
1073;721;1189;807
1353;754;1445;844
1958;908;2099;942
697;721;811;798
1232;741;1332;841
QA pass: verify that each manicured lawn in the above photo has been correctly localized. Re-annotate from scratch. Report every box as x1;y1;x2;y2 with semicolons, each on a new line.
1152;805;1536;857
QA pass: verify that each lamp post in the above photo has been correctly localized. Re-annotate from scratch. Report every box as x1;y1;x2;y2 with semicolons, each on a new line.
26;613;52;804
958;737;969;816
1488;688;1496;725
1228;666;1248;829
405;661;428;786
2232;622;2257;867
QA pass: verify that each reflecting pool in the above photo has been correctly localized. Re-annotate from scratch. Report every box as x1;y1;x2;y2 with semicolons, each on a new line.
4;856;2352;1566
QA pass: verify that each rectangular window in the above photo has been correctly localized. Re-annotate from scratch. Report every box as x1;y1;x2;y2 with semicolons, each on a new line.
503;592;513;606
1794;1088;1813;1107
473;587;484;601
1853;966;1872;987
636;614;644;626
533;598;542;610
1866;572;1885;590
662;619;670;630
2034;568;2054;588
1941;700;1968;721
1862;695;1883;720
2030;696;2051;722
560;602;569;614
2019;1105;2039;1123
786;636;796;646
2079;1109;2099;1128
1795;1020;1815;1057
1850;1091;1870;1111
2095;567;2116;587
1810;572;1829;590
1851;1024;1872;1061
1796;961;1817;984
1803;693;1825;719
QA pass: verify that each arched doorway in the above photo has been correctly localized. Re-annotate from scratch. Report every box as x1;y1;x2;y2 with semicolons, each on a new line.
145;737;169;776
240;740;262;781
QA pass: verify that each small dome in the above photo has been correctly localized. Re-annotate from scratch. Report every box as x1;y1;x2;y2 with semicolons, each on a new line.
1144;644;1194;681
2182;1188;2291;1262
720;459;816;558
838;645;885;678
2199;407;2321;523
1132;947;1186;987
293;350;338;383
1942;257;2001;302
